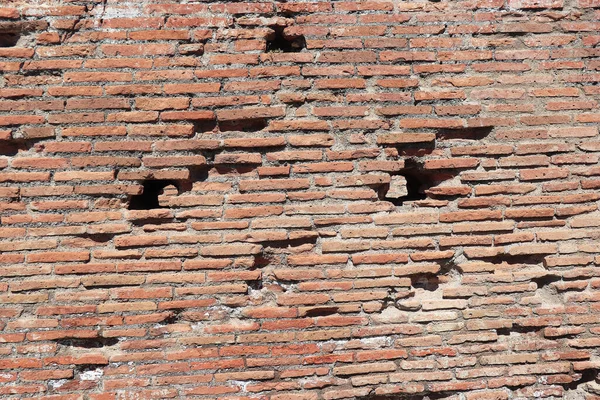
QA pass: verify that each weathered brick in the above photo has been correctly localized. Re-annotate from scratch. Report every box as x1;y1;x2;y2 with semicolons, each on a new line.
0;2;597;398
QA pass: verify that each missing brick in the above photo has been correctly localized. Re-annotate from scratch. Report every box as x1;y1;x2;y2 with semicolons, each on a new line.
187;166;209;186
0;134;50;156
531;274;562;289
127;167;208;211
0;33;20;47
0;141;24;156
357;392;460;400
0;20;48;47
500;31;530;38
437;126;493;141
162;310;181;325
266;27;305;53
260;235;318;250
247;279;263;291
252;255;274;269
214;165;260;176
219;118;268;133
496;325;544;336
53;337;118;349
410;274;440;292
72;233;115;243
193;120;218;134
22;69;62;77
439;256;463;275
486;253;548;265
128;180;179;210
304;306;339;317
74;364;107;376
378;159;440;205
561;369;598;391
403;168;432;202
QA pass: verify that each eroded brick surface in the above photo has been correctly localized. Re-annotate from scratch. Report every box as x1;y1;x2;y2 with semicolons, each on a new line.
1;0;600;399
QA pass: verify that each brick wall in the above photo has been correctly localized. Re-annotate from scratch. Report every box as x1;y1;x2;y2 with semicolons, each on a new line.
1;0;600;399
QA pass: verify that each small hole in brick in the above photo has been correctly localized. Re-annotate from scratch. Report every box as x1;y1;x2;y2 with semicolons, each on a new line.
128;180;179;210
0;33;20;47
266;27;305;53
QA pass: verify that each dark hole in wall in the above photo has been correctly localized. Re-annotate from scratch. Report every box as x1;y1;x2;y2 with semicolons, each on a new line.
219;118;268;133
214;165;259;175
246;280;263;291
0;33;20;47
162;310;181;325
128;180;180;210
53;338;118;348
479;253;548;265
403;169;430;202
357;392;460;400
501;31;530;37
266;27;306;53
496;325;544;336
260;236;318;249
22;69;62;77
410;274;440;292
439;257;462;275
562;369;598;391
253;255;273;269
378;159;440;205
0;136;46;156
531;274;562;289
304;307;339;317
0;142;24;156
0;21;48;49
187;166;209;187
193;120;218;134
397;143;435;158
72;233;115;243
74;364;108;374
437;126;493;141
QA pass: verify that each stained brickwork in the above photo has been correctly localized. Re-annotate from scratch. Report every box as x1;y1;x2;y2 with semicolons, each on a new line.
1;0;600;399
